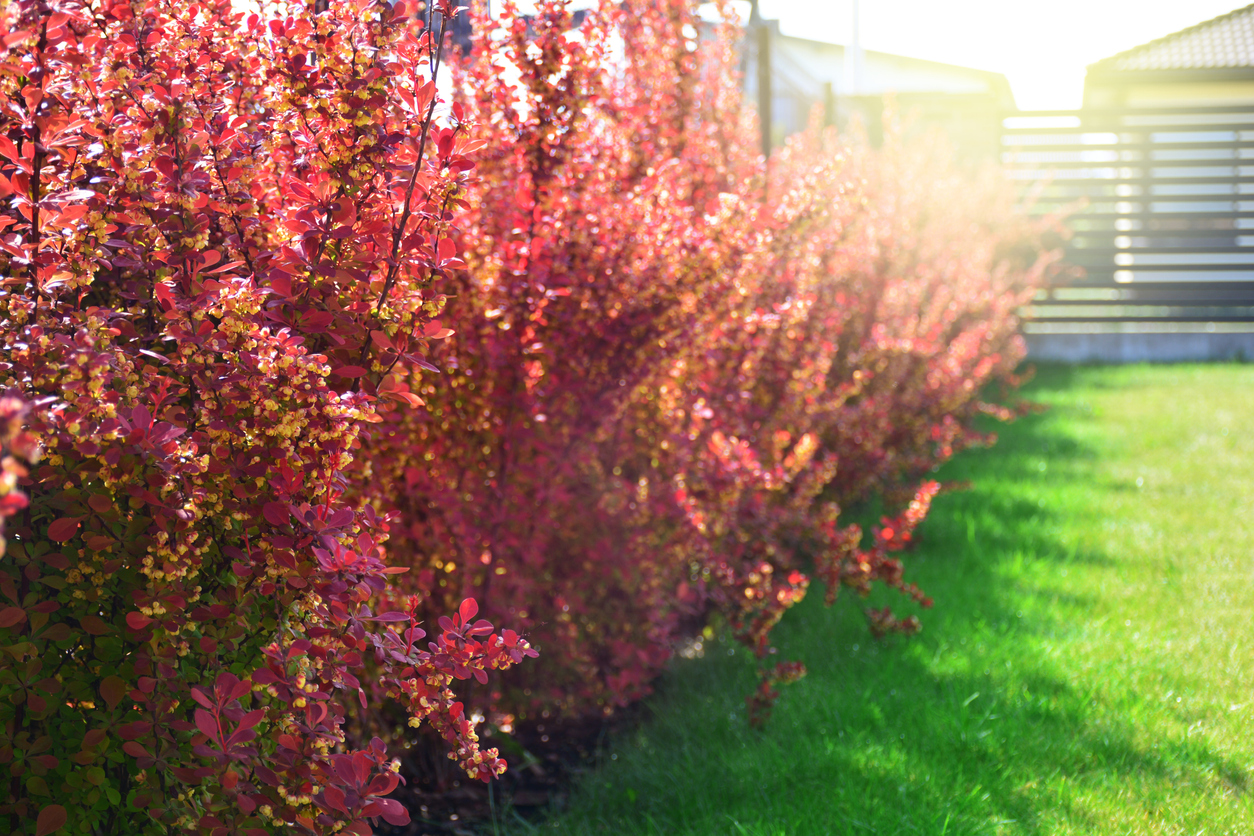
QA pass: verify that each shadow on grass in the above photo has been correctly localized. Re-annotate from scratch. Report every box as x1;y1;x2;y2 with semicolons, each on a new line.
520;366;1246;835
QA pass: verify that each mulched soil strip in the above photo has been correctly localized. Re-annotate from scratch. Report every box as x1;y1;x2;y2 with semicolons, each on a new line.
378;706;645;835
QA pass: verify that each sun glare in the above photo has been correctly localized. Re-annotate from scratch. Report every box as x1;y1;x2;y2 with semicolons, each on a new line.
759;0;1253;110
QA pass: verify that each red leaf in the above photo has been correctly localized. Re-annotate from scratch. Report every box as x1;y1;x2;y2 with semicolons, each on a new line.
154;282;175;310
122;741;150;758
458;598;478;622
363;611;410;622
0;607;26;629
352;752;371;786
80;615;110;635
332;755;356;787
194;709;220;743
366;772;399;797
437;237;457;262
375;797;409;826
251;669;279;686
331;366;369;378
125;612;153;631
100;676;126;711
423;319;455;340
437;130;454;159
46;517;81;542
84;535;114;551
0;493;28;516
262;502;288;527
381;389;424;408
227;675;252;701
35;804;67;836
369;330;394;351
235;708;265;733
323;785;348;814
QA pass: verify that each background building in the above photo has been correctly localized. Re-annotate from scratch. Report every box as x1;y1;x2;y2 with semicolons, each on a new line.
742;19;1016;156
1084;3;1254;108
1010;3;1254;363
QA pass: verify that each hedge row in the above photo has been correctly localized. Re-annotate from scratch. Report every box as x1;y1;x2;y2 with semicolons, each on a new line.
0;0;1055;833
371;0;1053;730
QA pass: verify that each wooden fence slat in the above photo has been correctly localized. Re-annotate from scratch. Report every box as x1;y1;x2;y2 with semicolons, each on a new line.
1004;106;1254;327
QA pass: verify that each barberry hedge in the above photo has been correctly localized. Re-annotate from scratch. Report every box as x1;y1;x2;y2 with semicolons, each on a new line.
0;0;532;834
370;0;1055;733
0;0;1057;830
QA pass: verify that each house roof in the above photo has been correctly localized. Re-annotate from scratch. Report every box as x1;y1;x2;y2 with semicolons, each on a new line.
1089;4;1254;74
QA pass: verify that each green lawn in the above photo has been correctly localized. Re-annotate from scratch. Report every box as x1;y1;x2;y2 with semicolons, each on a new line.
508;364;1254;835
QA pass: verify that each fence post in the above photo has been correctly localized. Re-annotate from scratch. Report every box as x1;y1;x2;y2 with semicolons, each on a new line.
750;0;771;158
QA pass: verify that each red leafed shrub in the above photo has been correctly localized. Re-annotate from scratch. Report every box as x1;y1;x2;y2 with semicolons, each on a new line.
0;0;532;834
745;660;807;729
368;0;1056;731
0;397;36;551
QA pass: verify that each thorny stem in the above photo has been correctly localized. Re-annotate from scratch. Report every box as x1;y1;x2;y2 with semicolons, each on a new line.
375;10;448;317
351;8;450;386
24;12;50;323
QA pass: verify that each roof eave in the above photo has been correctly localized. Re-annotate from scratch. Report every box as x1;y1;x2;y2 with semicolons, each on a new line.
773;30;1009;85
1086;66;1254;85
1087;3;1254;74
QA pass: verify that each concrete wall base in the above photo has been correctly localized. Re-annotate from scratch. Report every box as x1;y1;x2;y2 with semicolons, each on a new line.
1025;332;1254;363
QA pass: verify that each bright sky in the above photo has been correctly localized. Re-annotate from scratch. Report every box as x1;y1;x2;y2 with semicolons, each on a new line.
755;0;1251;110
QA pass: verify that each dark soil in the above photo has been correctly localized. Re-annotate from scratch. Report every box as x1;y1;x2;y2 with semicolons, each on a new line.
377;706;644;835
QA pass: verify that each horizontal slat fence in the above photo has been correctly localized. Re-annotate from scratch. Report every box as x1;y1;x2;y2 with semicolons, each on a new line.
1002;107;1254;336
